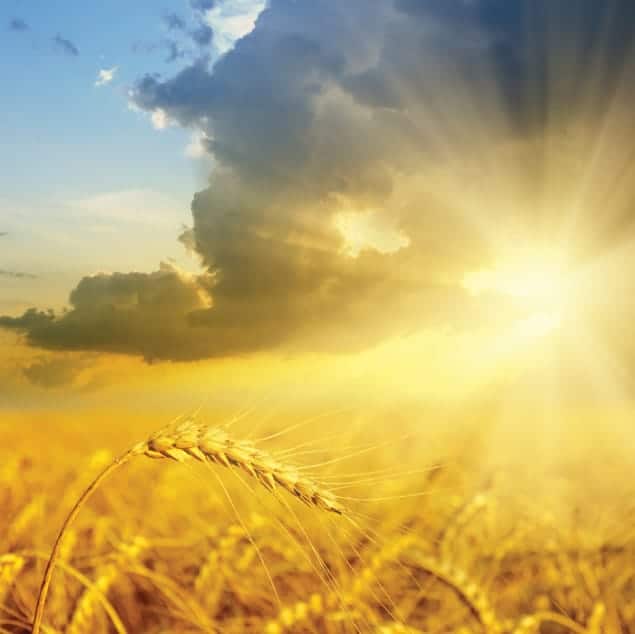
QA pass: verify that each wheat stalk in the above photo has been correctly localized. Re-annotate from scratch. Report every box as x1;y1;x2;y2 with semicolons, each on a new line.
511;611;588;634
440;492;489;560
67;536;149;634
376;623;425;634
47;528;78;630
265;532;501;634
411;555;502;634
32;416;344;634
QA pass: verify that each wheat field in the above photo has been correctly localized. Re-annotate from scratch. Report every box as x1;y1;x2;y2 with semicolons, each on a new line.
1;406;633;634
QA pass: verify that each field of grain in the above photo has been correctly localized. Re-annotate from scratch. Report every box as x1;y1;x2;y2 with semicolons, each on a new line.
1;406;633;634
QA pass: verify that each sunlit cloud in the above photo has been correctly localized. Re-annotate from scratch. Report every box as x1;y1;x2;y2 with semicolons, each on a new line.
95;66;118;87
184;131;209;158
335;210;410;258
202;0;266;55
151;108;172;130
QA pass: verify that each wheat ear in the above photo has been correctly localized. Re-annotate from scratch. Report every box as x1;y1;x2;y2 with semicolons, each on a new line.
32;417;343;634
143;418;344;515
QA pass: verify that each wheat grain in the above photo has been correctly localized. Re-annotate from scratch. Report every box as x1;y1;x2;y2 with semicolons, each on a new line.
32;416;344;633
141;418;344;515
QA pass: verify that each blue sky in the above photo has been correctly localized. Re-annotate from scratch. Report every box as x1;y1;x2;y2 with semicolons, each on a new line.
1;0;199;198
0;0;265;310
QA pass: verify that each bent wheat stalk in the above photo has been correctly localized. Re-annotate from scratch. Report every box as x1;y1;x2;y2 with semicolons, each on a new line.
32;417;343;634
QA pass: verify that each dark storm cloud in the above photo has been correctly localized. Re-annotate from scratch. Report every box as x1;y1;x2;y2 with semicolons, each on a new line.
0;264;215;361
53;35;79;57
0;308;55;331
8;18;28;31
4;0;635;363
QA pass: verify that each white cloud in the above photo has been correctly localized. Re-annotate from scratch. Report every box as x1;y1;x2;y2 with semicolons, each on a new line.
151;108;172;130
184;131;208;158
203;0;266;56
95;66;118;87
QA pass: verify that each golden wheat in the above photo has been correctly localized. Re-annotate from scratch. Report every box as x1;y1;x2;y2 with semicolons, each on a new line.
376;622;425;633
47;527;78;630
66;536;148;634
0;409;628;634
440;492;489;560
0;554;24;607
587;602;606;634
31;416;344;633
141;417;344;514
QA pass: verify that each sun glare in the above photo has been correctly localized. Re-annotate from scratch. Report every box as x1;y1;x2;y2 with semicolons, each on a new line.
464;248;572;340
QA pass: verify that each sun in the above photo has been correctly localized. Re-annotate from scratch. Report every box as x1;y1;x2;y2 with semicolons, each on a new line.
463;247;572;340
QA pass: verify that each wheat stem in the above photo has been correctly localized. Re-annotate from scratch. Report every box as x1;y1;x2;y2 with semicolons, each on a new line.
31;448;138;634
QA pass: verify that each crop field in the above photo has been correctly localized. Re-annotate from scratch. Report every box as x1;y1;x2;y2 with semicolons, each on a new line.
1;408;632;634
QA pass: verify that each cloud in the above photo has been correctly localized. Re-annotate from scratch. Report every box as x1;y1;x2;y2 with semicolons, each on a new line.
191;24;213;47
0;308;55;332
150;108;173;130
53;35;79;57
0;263;217;362
190;0;217;11
184;131;210;158
202;0;266;55
164;40;186;63
132;38;188;64
164;12;186;31
0;270;37;280
4;0;635;374
8;18;28;31
0;256;498;362
95;66;118;87
22;355;94;389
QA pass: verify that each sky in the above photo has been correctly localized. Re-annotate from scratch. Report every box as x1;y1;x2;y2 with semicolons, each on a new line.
2;1;635;446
